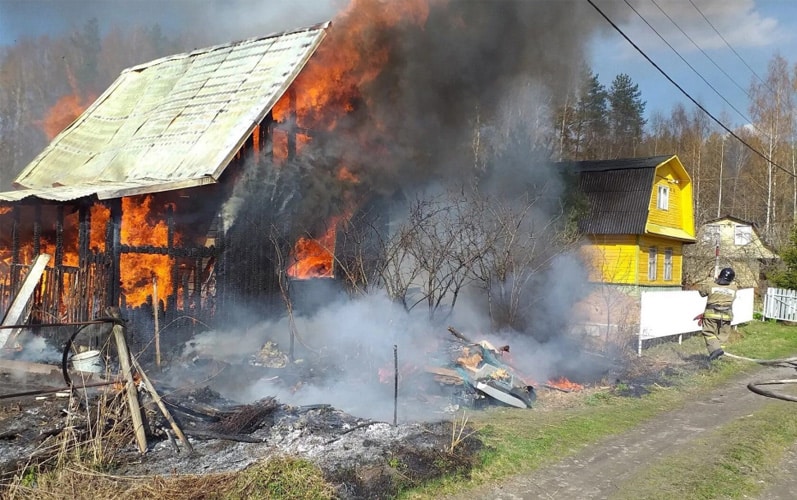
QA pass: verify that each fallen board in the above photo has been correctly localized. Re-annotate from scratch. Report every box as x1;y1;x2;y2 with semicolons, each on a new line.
1;254;52;350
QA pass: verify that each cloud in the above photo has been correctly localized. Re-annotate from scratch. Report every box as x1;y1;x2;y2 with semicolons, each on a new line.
619;0;788;54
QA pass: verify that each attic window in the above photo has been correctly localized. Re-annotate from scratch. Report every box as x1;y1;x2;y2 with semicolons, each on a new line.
734;225;752;246
657;185;669;210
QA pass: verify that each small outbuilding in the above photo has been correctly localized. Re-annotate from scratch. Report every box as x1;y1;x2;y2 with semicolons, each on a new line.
685;215;777;290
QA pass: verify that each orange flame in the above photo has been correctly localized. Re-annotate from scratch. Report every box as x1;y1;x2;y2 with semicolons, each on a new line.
287;221;337;279
273;0;431;129
38;93;95;140
120;197;179;307
546;377;584;392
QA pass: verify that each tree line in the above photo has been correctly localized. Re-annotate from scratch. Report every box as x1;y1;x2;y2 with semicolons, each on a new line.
2;20;797;250
557;55;797;251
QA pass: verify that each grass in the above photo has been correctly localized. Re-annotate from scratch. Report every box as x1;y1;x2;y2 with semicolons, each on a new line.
611;402;797;499
7;456;334;500
402;320;797;499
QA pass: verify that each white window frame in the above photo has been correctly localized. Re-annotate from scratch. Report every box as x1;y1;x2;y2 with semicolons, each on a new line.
702;224;720;244
734;225;752;246
657;185;670;211
648;247;657;281
664;248;673;281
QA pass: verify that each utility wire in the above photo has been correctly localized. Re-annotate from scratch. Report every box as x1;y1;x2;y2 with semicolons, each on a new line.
650;0;753;104
586;0;793;179
624;0;760;137
687;0;775;97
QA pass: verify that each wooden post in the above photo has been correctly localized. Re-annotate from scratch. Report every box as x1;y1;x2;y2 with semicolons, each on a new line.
130;355;192;453
153;276;160;368
108;307;147;454
393;344;398;426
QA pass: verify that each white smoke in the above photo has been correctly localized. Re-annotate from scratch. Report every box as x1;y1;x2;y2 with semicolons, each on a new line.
175;252;607;423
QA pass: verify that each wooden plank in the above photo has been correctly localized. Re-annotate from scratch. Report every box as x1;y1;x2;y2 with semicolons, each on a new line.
1;254;52;350
130;355;192;453
108;307;148;454
0;358;61;376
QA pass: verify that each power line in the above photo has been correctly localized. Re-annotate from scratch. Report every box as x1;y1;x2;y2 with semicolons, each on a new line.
622;0;759;135
585;0;792;179
650;0;753;103
687;0;775;97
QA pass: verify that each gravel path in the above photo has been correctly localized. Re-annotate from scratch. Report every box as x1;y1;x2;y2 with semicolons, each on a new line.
443;363;797;500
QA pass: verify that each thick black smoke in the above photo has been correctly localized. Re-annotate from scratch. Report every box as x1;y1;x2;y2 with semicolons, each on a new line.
306;0;629;196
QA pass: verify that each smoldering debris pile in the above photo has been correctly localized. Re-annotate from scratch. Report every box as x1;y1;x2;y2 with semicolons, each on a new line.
0;374;480;499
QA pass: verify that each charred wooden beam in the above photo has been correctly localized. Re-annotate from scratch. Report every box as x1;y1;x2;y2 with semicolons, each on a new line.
32;205;41;256
10;206;20;292
78;204;90;267
287;87;296;160
106;199;122;305
193;256;202;315
54;206;64;318
118;245;217;258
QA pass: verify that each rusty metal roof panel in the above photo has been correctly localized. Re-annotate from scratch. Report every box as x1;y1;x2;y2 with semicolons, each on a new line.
6;23;329;201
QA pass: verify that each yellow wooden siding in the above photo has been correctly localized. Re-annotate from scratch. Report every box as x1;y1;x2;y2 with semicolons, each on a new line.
647;162;683;229
580;235;639;284
646;156;695;239
637;235;683;286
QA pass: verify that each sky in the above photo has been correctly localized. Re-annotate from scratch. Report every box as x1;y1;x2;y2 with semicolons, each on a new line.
589;0;797;127
1;0;796;129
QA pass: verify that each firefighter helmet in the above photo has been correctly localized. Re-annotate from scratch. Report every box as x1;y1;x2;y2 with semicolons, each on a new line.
716;267;735;285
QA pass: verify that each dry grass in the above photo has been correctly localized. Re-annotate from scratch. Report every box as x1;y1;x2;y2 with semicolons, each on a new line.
2;378;336;500
6;456;335;500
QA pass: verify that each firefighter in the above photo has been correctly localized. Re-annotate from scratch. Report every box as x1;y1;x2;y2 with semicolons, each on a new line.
694;267;737;361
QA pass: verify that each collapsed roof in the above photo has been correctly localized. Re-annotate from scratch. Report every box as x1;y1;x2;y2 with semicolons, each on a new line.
0;22;329;203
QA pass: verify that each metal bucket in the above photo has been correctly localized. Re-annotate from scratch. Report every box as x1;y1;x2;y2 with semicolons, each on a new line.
70;350;104;373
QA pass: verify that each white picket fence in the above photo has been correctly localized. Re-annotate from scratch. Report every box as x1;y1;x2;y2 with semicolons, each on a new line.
764;287;797;322
638;288;754;355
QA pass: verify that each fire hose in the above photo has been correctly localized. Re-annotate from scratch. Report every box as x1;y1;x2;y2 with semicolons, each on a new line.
723;352;797;402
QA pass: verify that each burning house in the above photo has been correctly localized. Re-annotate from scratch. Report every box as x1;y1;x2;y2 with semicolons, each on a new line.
0;23;365;351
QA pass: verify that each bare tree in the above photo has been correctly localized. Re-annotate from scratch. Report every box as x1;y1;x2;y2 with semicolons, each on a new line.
748;53;794;238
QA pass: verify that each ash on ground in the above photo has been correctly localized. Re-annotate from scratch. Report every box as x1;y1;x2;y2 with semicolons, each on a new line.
0;366;480;500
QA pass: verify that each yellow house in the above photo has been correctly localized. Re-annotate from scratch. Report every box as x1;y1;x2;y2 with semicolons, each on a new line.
569;155;696;288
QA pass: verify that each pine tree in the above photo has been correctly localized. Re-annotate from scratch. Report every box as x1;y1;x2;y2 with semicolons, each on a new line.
577;71;609;160
607;73;646;158
553;66;608;160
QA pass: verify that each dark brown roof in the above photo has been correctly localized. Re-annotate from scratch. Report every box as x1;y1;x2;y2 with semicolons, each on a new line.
560;155;673;235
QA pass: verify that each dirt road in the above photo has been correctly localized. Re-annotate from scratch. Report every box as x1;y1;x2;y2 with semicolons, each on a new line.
444;363;797;500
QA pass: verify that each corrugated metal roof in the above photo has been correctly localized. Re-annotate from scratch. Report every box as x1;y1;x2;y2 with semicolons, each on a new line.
560;156;673;235
0;23;329;202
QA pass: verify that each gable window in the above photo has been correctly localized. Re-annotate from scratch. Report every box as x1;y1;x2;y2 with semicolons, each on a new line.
734;225;752;246
648;247;657;281
657;185;669;210
664;248;673;281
